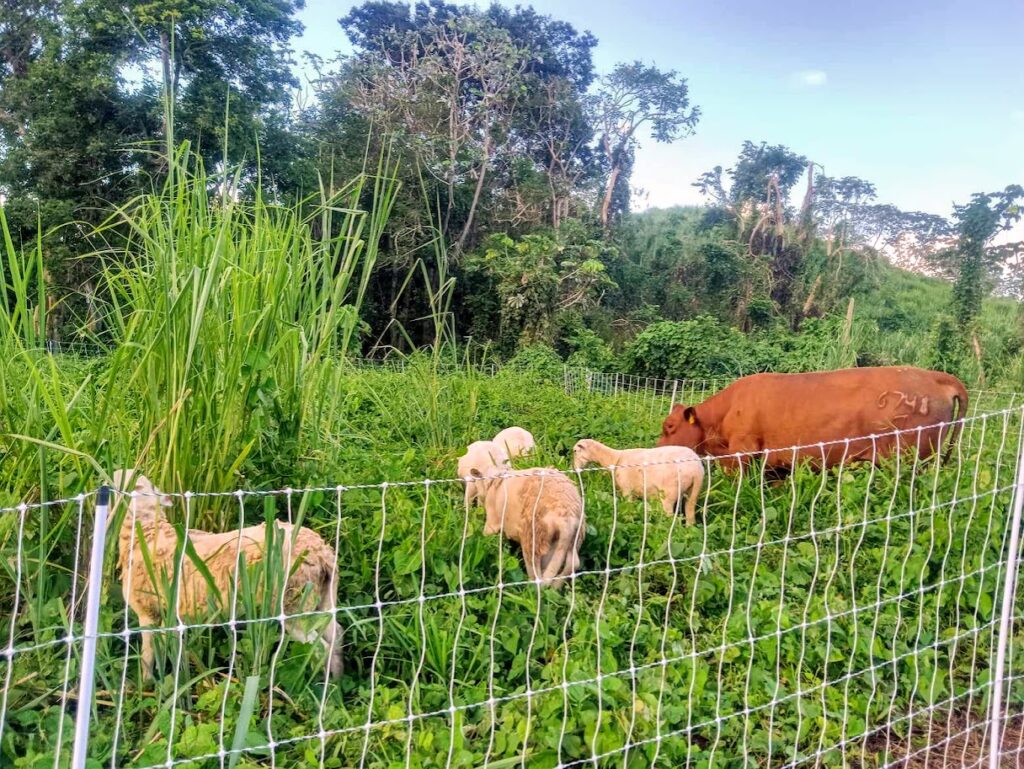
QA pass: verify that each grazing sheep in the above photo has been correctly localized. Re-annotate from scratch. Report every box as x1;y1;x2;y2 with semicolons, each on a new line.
470;466;585;588
572;439;705;525
492;427;536;459
457;440;511;511
110;469;343;680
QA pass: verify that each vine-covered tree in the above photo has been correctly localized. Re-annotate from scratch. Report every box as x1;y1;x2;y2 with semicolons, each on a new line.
949;185;1023;328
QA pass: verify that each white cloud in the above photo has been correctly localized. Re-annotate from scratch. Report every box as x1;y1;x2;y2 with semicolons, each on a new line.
792;70;828;87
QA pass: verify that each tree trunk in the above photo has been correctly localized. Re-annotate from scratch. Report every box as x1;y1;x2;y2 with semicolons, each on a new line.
160;30;173;160
798;162;815;243
600;165;621;229
455;136;491;254
971;333;985;386
801;274;822;318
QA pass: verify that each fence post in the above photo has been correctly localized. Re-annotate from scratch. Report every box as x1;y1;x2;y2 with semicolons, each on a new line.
990;421;1024;769
71;485;111;769
670;380;679;411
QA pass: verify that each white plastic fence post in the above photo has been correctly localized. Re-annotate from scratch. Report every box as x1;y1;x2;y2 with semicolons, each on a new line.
71;485;111;769
669;380;679;412
990;417;1024;769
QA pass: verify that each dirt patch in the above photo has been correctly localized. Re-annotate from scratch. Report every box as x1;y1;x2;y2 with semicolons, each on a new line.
866;711;1024;768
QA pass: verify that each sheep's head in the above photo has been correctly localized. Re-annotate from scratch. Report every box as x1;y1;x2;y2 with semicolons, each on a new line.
468;465;506;494
571;439;596;471
110;468;172;526
458;441;510;481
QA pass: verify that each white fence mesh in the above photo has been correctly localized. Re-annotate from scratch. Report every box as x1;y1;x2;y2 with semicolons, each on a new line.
2;407;1024;768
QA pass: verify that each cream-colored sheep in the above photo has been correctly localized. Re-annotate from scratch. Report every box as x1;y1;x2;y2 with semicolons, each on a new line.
470;467;585;588
457;440;511;511
572;439;705;524
492;427;536;459
110;470;343;680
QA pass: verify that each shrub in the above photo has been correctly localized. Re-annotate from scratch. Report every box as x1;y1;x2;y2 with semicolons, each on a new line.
503;343;565;384
621;316;768;379
564;327;617;372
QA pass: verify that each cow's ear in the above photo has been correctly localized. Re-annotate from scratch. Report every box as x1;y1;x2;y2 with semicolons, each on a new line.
683;407;698;426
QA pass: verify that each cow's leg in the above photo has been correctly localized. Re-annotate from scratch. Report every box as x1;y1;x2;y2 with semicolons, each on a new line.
720;435;759;474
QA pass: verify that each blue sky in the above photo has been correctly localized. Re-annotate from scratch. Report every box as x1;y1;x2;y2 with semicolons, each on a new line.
294;0;1024;222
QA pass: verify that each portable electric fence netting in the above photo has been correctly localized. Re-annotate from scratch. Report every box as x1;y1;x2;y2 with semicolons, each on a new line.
1;406;1024;768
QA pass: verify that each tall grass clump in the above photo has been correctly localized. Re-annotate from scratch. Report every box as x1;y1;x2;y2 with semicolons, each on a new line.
0;145;398;519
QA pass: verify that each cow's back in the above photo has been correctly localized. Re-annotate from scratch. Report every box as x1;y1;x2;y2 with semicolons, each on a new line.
714;367;965;466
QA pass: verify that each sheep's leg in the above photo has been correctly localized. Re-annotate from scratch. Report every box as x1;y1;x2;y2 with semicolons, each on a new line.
320;620;344;679
284;614;343;679
137;614;156;680
285;618;319;645
540;528;573;589
661;494;675;517
685;471;703;526
521;539;540;583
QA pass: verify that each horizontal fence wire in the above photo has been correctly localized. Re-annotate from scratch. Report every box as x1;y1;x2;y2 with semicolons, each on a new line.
1;406;1023;768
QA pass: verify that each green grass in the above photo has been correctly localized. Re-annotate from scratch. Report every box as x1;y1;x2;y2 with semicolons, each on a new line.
1;361;1022;768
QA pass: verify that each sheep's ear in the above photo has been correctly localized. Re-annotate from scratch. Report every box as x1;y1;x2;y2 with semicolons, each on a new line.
470;468;484;479
158;492;173;508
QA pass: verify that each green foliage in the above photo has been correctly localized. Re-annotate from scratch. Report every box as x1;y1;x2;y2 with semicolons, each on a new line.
503;342;565;384
564;326;617;371
469;229;615;349
695;140;808;207
621;316;773;378
927;314;969;379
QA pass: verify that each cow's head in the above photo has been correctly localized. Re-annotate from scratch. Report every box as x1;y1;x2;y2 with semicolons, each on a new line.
657;405;704;450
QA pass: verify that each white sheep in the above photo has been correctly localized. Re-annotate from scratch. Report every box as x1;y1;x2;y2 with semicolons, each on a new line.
572;439;705;525
110;470;344;680
457;440;511;511
469;466;585;588
492;427;536;459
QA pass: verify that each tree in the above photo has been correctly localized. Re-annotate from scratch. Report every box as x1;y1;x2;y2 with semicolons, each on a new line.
814;175;877;253
119;0;304;182
338;2;600;244
950;185;1024;328
591;62;699;228
0;1;155;333
693;141;808;251
348;16;529;253
728;141;808;207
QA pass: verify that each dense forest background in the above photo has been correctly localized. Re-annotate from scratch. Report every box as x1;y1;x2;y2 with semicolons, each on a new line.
2;0;1023;384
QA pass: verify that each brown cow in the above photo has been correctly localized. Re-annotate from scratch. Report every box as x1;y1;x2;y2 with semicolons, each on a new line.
657;366;968;469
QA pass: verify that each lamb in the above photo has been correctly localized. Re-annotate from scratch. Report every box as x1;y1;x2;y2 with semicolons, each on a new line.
572;439;705;525
110;469;344;680
457;440;511;511
492;427;536;459
469;466;585;588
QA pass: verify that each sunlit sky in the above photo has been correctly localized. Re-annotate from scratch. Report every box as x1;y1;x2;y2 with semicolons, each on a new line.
294;0;1024;223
